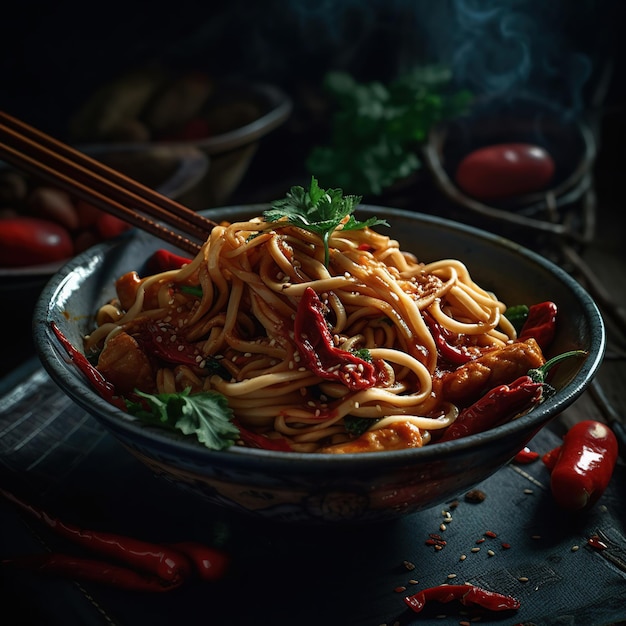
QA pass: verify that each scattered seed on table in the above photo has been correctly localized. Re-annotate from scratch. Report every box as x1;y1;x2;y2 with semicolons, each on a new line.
471;547;481;553
403;560;416;571
523;488;534;494
464;489;486;503
394;586;407;593
487;549;495;557
501;542;511;549
531;535;542;540
440;523;447;531
518;576;529;583
571;545;580;552
485;530;497;538
447;573;457;579
475;538;485;544
459;554;467;561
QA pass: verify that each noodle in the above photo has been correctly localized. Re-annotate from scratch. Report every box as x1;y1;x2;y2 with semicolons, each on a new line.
86;215;521;453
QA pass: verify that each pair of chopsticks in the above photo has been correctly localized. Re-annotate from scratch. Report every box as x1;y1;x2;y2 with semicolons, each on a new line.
0;110;217;255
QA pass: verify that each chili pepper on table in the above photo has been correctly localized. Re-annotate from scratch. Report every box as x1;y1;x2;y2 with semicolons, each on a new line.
542;420;618;511
404;583;520;614
168;541;230;582
439;350;586;442
294;287;378;391
0;487;192;584
517;301;558;350
1;553;185;592
423;313;475;365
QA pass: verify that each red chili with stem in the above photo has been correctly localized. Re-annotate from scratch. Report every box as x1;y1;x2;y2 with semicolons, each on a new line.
439;350;586;442
0;487;192;583
1;553;185;592
404;584;520;613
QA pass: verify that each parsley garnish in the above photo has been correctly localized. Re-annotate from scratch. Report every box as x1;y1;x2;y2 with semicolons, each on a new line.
126;387;239;450
264;177;388;267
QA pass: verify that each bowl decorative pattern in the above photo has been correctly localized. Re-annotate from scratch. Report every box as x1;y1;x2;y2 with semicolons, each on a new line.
33;206;605;523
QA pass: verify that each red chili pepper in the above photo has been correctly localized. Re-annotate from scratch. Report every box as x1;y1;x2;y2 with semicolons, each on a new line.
404;584;520;614
294;287;377;391
0;487;191;584
513;446;540;464
168;542;230;582
424;313;474;365
50;322;126;410
439;375;543;442
145;249;193;274
439;350;585;442
0;554;184;592
543;420;618;511
518;301;557;350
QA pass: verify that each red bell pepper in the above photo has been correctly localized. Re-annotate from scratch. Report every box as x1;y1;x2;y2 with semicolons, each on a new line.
294;287;377;391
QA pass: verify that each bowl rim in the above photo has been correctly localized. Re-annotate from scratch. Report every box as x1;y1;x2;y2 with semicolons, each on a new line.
33;205;606;470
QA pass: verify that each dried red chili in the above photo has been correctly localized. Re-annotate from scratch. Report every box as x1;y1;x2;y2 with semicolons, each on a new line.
518;301;557;350
543;420;618;511
404;584;520;614
0;487;191;584
294;287;377;390
1;554;185;592
423;313;475;365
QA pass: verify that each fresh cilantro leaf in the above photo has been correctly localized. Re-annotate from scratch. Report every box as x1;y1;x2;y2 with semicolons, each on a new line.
126;387;239;450
265;177;388;266
306;68;472;196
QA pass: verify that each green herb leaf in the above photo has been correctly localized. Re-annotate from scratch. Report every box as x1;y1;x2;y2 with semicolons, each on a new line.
306;68;472;196
265;177;388;266
126;387;239;450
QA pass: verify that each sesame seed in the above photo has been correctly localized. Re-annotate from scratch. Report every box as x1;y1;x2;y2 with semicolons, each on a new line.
571;545;580;552
440;523;447;531
403;560;415;570
447;573;457;579
459;554;467;561
408;579;419;585
523;488;534;494
518;576;529;583
470;547;480;553
487;549;495;557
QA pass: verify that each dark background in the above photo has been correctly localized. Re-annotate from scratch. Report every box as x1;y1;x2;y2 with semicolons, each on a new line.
1;0;624;137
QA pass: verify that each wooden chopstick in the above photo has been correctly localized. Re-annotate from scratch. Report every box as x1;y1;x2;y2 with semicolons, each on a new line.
0;110;218;255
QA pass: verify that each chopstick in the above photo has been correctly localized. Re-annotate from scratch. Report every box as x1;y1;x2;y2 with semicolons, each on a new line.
0;110;218;255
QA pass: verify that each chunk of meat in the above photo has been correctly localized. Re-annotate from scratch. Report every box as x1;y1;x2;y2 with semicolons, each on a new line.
320;420;424;454
97;331;156;395
439;338;545;407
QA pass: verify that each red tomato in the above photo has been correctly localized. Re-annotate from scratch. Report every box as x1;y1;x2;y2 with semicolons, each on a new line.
0;217;73;267
95;212;133;240
455;143;555;200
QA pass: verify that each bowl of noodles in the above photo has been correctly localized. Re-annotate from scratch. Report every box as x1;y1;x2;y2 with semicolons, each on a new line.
33;183;605;523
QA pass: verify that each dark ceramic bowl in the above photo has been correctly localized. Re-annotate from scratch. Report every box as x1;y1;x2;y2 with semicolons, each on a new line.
33;206;605;523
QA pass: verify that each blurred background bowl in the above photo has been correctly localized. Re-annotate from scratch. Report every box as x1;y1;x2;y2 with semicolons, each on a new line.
33;205;605;524
0;142;209;377
67;67;293;209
